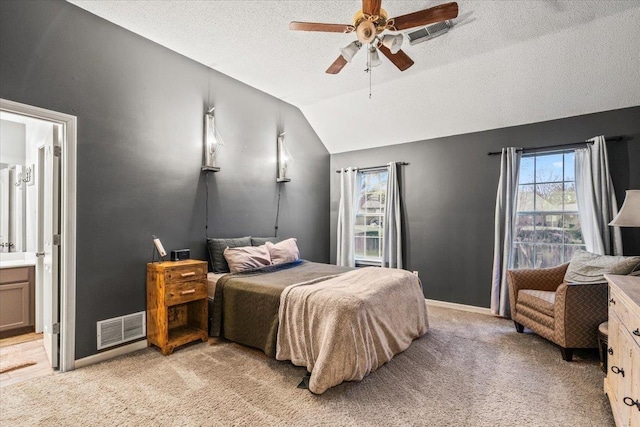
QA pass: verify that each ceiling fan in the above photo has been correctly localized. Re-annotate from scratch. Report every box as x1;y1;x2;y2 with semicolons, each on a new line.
289;0;459;74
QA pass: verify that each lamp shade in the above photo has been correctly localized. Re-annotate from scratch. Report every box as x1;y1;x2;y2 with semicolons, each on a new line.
369;46;381;67
203;108;223;172
277;132;292;183
609;190;640;227
340;41;362;62
381;34;403;54
356;20;376;44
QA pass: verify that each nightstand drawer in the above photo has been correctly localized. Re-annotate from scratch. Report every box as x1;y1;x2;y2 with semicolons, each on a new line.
165;281;207;305
165;263;207;283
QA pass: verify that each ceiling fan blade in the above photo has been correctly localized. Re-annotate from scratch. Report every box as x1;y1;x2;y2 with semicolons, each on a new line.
289;21;354;33
390;2;459;31
363;0;382;16
378;45;414;71
326;55;348;74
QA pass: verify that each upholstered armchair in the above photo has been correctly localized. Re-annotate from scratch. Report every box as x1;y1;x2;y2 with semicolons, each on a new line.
507;263;608;361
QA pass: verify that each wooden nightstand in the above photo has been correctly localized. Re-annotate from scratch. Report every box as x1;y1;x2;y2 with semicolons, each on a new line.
146;259;208;355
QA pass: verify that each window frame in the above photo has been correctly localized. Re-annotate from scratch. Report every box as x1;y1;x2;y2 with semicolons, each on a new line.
354;168;388;266
512;149;585;269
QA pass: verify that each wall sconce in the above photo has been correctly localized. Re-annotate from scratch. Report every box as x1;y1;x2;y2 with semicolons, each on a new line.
277;132;292;183
202;107;224;172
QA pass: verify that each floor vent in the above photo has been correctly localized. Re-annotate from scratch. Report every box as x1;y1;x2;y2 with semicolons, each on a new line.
406;20;452;45
96;311;146;350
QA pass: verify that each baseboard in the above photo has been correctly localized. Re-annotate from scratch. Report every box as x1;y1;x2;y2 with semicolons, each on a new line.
426;299;492;315
74;339;148;369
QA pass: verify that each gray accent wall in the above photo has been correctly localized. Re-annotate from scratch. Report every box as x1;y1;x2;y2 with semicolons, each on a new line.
331;107;640;308
0;0;330;359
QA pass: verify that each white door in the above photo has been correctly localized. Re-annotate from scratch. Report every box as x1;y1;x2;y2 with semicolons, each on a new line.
39;124;61;368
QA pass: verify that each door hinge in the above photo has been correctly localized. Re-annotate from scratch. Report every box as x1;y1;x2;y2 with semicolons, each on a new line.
53;234;61;246
52;323;60;334
53;146;62;157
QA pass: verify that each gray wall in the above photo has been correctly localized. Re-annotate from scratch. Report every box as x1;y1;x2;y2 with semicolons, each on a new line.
331;107;640;308
0;0;330;359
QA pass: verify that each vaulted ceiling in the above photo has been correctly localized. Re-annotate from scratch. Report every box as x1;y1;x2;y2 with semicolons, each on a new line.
68;1;640;153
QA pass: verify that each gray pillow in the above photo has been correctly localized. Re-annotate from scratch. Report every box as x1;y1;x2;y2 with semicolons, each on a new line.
207;236;252;273
564;249;640;284
251;236;282;246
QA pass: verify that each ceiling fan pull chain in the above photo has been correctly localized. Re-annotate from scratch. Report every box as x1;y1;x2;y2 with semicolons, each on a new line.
368;46;372;99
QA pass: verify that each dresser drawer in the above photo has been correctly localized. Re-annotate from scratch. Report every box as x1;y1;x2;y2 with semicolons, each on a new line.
164;263;207;283
165;280;207;305
611;287;640;348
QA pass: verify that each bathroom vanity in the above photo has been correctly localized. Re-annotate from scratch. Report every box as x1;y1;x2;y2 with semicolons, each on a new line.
0;263;35;338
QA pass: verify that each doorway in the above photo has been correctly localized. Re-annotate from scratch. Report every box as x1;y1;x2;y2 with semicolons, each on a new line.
0;99;77;378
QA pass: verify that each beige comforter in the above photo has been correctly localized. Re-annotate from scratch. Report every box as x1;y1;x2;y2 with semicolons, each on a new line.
276;267;429;394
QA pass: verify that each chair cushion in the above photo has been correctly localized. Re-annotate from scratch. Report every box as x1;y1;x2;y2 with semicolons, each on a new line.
518;289;556;318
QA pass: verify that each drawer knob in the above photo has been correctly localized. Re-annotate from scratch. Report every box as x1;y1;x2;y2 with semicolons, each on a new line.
181;272;196;277
611;366;625;377
623;397;640;410
633;328;640;337
608;347;613;356
608;297;616;305
180;289;196;295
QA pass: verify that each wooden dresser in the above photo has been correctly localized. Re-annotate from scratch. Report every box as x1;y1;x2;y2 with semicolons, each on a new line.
147;260;208;355
605;274;640;427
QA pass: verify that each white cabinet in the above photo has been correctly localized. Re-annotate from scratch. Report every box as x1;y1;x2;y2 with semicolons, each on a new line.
605;274;640;427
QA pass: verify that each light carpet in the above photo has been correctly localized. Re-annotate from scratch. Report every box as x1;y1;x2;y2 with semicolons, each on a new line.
0;306;613;426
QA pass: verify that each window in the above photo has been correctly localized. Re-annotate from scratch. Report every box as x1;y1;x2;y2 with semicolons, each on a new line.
354;169;388;265
512;151;585;269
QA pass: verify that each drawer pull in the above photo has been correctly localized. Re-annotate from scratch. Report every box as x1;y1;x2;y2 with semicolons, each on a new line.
608;297;615;305
180;289;196;295
611;366;625;377
623;397;640;410
607;347;613;356
180;272;196;277
633;328;640;337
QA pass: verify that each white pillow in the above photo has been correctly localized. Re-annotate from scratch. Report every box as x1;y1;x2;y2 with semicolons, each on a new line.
564;249;640;284
265;238;300;265
223;244;271;273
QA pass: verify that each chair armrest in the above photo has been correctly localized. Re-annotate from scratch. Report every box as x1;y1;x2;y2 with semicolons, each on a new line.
554;282;608;348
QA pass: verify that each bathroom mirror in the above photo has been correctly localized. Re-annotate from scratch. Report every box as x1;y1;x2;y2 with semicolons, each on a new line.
0;114;48;255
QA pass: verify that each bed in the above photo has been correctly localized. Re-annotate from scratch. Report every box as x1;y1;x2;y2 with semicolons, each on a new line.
207;257;429;394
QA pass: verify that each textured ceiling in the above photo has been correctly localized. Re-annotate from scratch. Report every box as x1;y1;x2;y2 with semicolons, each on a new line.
68;1;640;153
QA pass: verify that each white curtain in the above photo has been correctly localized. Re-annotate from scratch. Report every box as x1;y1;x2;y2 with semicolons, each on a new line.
337;168;357;267
491;147;521;317
382;162;402;268
574;136;622;255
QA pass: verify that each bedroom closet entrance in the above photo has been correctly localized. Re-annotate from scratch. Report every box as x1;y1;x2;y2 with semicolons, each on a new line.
0;99;77;386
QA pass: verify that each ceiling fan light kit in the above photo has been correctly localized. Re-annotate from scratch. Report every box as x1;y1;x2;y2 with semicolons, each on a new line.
380;34;404;54
340;41;363;62
289;1;459;74
368;46;382;67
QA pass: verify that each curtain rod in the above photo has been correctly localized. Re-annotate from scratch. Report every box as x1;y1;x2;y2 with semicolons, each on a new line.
487;136;624;156
335;162;409;173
